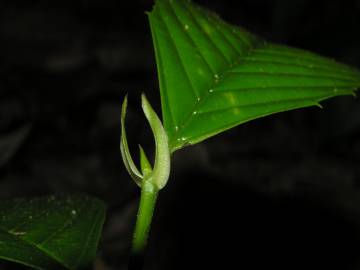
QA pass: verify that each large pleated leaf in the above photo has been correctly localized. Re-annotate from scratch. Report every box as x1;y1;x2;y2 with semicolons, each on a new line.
0;195;106;270
148;0;360;152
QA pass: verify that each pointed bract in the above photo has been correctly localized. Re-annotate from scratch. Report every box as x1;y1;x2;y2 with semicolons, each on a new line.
139;144;152;177
120;95;143;186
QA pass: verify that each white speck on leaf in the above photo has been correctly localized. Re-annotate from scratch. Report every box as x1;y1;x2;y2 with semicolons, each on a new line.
10;230;26;236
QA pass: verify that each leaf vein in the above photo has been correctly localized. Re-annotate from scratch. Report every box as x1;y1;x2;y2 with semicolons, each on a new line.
196;95;333;116
157;3;200;100
0;226;66;269
225;71;358;82
241;58;358;77
212;85;355;94
149;13;178;132
182;0;231;65
252;48;346;68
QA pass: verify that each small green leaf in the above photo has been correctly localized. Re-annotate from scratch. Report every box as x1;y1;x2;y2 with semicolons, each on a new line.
120;95;143;186
149;0;360;152
141;94;171;189
0;195;106;270
139;144;152;177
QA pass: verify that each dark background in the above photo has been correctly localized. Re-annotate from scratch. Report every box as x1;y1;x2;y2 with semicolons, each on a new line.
1;0;360;269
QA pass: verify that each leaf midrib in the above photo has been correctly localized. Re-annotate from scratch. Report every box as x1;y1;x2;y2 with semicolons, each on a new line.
0;226;66;270
169;43;266;149
0;199;89;270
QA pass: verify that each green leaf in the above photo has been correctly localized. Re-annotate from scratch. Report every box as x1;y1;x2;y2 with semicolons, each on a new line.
149;0;360;152
0;195;106;270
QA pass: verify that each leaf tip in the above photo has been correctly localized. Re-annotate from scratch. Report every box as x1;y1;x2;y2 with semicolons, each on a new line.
139;144;152;177
141;93;152;120
121;94;128;119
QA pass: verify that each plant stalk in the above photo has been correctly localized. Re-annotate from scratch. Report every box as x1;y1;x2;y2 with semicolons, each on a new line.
129;179;159;270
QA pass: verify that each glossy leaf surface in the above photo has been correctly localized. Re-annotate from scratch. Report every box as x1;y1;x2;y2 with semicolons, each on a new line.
149;0;360;152
0;195;106;270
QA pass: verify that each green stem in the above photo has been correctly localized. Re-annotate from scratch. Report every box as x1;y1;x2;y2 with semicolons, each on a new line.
131;179;159;256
